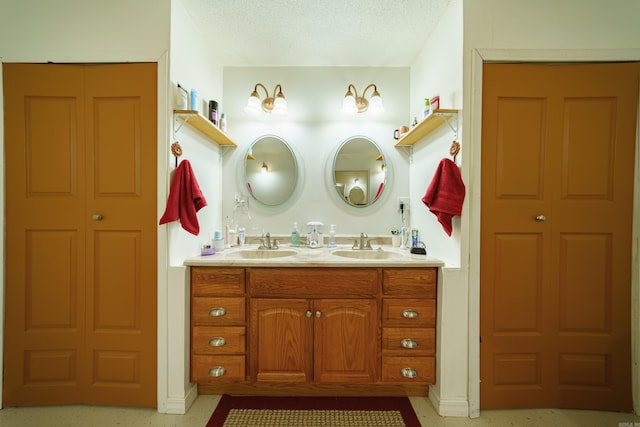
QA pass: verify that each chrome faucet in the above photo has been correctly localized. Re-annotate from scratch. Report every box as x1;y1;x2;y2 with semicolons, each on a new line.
259;232;279;250
352;232;373;250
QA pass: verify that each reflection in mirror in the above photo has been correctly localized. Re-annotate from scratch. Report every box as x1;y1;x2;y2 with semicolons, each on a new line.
244;135;298;206
333;136;386;208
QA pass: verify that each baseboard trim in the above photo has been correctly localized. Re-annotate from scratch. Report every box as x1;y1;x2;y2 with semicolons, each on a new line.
428;385;469;417
162;383;198;414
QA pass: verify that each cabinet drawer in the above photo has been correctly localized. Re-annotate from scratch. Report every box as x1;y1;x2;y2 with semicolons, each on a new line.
383;268;436;297
192;297;245;325
382;299;435;327
382;327;435;355
248;268;378;298
192;355;245;382
191;267;245;296
192;326;246;354
382;356;435;383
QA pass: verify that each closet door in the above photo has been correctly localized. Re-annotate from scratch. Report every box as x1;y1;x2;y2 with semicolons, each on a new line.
480;62;638;411
3;63;157;407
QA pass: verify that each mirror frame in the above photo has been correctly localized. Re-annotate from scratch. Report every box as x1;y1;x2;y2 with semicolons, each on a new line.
326;135;390;212
242;135;302;209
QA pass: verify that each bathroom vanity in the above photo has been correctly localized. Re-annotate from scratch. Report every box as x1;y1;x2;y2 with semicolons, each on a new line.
185;244;442;397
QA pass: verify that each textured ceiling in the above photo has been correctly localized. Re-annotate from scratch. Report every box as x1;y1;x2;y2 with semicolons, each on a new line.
182;0;451;67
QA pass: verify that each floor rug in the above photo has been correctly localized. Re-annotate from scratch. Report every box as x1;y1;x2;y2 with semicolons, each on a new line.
206;395;421;427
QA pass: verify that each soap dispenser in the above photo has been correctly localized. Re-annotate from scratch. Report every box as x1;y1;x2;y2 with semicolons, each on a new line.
327;224;337;248
291;222;301;247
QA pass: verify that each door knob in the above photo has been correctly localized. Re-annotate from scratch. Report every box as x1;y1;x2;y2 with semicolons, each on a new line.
92;214;104;221
535;215;547;222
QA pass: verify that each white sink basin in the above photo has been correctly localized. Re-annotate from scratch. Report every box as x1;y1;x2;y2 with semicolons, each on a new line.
225;249;299;259
331;249;403;260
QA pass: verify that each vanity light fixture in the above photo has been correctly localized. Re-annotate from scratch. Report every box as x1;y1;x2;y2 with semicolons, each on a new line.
244;83;288;115
341;83;384;114
261;162;269;173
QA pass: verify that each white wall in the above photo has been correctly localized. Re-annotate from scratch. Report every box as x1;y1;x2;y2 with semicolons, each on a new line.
162;0;227;414
405;0;640;418
461;0;640;418
0;0;174;411
221;67;410;238
408;0;467;417
167;0;225;265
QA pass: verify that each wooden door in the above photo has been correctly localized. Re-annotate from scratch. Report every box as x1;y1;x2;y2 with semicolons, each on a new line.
249;298;313;383
3;63;157;407
480;62;638;411
314;299;378;383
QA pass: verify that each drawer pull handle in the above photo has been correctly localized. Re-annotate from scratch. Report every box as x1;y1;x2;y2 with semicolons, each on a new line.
401;338;418;349
208;366;226;377
209;337;226;347
402;309;419;319
401;367;418;379
209;307;227;317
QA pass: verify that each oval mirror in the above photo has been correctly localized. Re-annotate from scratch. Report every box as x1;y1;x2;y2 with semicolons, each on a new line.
244;135;298;206
332;136;387;208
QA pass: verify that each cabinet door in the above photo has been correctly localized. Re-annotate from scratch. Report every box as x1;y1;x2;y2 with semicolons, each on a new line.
314;299;378;383
249;299;312;383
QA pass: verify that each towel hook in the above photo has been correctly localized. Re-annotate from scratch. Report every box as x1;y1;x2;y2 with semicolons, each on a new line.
449;140;460;164
171;141;183;167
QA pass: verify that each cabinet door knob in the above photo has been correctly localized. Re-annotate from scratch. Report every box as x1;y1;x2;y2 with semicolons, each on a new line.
401;367;418;378
306;310;313;318
92;214;103;221
208;366;226;377
208;307;227;317
315;311;322;318
401;338;418;349
402;309;419;319
209;337;226;347
535;215;547;222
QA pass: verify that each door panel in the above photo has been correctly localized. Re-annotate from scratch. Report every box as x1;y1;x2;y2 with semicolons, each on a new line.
249;298;313;383
3;63;157;407
313;299;378;383
481;62;638;411
83;64;157;406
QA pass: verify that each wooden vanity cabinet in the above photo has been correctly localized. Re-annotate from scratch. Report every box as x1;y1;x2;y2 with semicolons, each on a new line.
190;268;246;384
381;268;437;383
248;268;378;384
190;265;437;396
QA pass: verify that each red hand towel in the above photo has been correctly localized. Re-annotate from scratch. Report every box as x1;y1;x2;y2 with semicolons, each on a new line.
159;160;207;235
422;158;465;236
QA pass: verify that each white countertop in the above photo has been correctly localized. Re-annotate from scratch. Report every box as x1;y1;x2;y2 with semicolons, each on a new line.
184;244;444;267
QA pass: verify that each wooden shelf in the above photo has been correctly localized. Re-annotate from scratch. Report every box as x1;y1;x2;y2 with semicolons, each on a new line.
394;109;458;147
173;110;237;147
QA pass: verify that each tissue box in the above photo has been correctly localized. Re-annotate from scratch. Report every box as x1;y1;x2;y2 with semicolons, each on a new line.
430;96;440;112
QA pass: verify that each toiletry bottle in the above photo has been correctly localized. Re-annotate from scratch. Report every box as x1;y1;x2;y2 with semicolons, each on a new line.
423;98;430;118
238;227;245;246
219;113;227;132
209;100;218;126
225;216;231;248
212;231;224;252
176;83;188;109
327;224;337;248
291;222;300;247
190;88;199;111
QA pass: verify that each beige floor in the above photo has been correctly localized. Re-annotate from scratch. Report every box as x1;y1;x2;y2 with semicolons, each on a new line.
0;395;638;427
